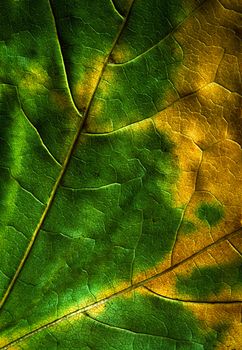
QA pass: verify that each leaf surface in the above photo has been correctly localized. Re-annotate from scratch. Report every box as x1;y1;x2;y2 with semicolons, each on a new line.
0;0;241;349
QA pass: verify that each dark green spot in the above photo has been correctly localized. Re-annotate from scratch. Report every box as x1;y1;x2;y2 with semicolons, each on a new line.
176;262;242;299
196;202;224;226
204;323;230;350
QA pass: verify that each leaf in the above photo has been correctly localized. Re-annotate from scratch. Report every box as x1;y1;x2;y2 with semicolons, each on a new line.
0;0;241;349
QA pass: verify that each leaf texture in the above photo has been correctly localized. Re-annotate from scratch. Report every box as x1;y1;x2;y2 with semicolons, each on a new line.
0;0;241;349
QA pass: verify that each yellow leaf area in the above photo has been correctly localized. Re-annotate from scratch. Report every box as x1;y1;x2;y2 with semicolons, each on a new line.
153;83;242;265
73;57;105;112
157;0;242;255
19;63;51;93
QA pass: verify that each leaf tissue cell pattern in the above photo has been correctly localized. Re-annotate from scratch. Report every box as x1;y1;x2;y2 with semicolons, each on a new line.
0;0;241;349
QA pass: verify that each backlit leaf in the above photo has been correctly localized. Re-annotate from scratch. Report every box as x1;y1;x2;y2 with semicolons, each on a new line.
0;0;241;349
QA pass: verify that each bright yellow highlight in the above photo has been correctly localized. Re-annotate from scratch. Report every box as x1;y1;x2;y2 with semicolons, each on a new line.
73;57;105;112
20;63;50;92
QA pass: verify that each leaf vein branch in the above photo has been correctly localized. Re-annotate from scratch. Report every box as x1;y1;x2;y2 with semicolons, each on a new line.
108;0;207;66
84;313;204;345
143;286;242;304
48;0;82;118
